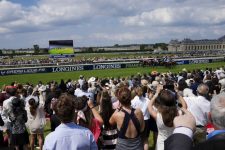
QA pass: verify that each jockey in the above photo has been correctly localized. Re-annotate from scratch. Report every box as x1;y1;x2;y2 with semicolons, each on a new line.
153;57;158;63
162;56;169;62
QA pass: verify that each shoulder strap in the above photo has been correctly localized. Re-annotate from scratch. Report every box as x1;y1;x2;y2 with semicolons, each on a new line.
118;108;141;138
130;108;141;135
118;109;130;138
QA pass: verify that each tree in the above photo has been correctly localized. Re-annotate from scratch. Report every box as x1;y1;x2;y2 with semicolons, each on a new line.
87;47;93;52
153;43;168;50
0;50;2;55
140;44;147;51
33;45;40;54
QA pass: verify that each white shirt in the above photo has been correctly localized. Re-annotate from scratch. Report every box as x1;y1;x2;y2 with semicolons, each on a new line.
184;96;210;126
183;88;196;97
78;79;84;87
131;95;150;120
76;91;94;101
215;69;225;80
74;88;82;96
1;96;16;129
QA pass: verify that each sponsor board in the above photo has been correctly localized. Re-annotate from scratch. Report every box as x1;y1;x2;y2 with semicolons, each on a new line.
0;62;139;76
189;59;210;64
0;57;224;76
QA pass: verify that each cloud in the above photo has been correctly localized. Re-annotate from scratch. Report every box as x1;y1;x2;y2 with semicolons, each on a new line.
90;32;145;41
0;1;25;23
121;6;225;27
0;0;225;48
0;0;94;34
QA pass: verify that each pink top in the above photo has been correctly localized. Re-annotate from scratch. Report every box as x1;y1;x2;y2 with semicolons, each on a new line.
90;118;101;142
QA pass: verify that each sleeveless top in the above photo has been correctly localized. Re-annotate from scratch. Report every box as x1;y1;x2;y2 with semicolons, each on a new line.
155;113;174;150
116;108;143;150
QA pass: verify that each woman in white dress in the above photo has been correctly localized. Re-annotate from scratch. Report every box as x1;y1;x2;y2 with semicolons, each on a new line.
148;85;187;150
25;90;46;150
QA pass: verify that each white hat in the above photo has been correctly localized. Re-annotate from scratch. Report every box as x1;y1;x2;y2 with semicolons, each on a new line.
88;77;96;83
182;68;187;72
38;85;46;92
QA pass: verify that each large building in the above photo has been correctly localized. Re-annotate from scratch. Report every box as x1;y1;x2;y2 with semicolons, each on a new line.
168;35;225;52
93;44;154;52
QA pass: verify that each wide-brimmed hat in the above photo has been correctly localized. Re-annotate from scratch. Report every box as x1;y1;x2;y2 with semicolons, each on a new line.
88;77;96;83
151;71;158;75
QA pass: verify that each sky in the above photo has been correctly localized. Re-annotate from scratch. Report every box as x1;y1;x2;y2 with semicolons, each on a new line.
0;0;225;49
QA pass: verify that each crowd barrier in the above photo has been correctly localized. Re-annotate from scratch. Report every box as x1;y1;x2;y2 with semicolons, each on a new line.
0;57;224;76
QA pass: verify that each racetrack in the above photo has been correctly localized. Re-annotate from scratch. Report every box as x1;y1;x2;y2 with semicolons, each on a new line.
1;61;225;87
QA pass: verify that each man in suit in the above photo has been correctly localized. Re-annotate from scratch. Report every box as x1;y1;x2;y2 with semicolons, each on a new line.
165;92;225;150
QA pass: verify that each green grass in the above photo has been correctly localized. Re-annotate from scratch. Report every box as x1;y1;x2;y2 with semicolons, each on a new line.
1;61;225;87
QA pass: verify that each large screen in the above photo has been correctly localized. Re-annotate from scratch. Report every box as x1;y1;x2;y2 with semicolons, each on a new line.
49;40;74;54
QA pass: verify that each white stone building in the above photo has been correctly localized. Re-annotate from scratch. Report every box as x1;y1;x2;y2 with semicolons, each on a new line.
168;35;225;52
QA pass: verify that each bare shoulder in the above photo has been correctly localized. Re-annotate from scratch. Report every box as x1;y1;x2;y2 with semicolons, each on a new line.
134;108;143;116
112;109;123;118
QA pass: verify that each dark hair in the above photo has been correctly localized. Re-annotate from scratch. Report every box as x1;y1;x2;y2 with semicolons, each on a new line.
68;87;75;95
164;79;175;92
81;81;88;91
158;89;177;127
28;98;39;116
12;98;24;115
178;79;188;91
74;96;93;128
99;91;114;129
142;86;148;97
6;88;17;96
194;75;202;83
55;94;76;123
117;87;131;106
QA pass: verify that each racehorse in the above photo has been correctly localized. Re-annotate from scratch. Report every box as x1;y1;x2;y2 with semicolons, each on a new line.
162;61;177;68
139;58;176;68
139;59;160;67
140;59;151;67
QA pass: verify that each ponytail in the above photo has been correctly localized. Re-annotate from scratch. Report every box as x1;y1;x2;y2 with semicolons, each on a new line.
28;98;38;116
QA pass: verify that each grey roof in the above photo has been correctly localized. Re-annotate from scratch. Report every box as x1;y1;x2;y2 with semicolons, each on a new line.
218;35;225;41
179;35;225;44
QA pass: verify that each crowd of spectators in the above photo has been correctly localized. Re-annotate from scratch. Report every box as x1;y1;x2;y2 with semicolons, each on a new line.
1;49;225;68
0;66;225;150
